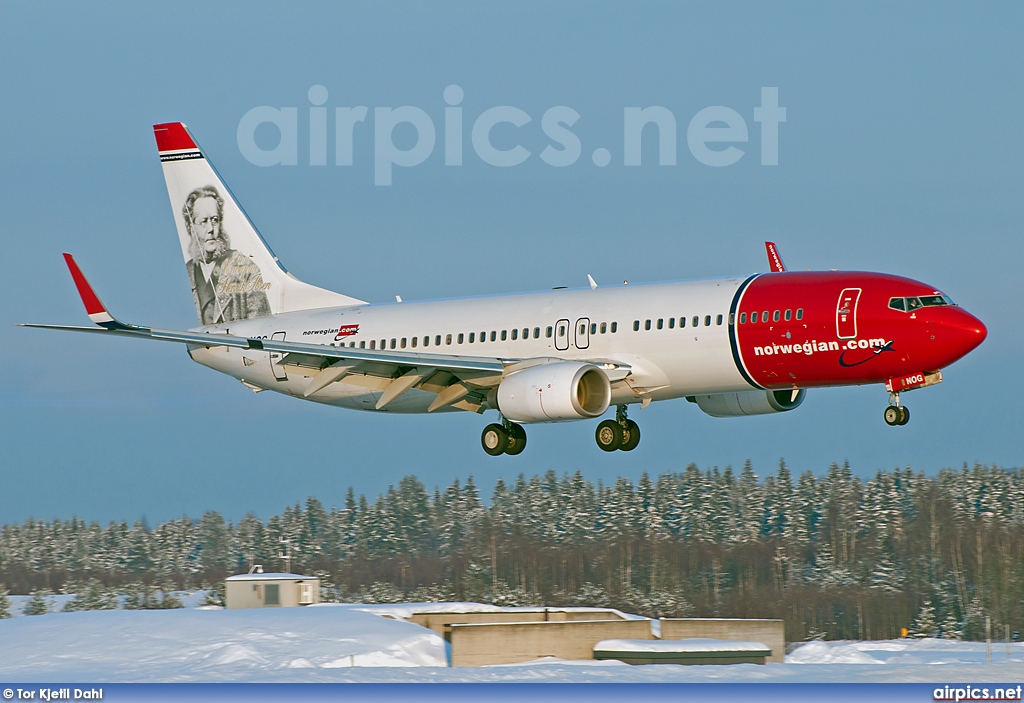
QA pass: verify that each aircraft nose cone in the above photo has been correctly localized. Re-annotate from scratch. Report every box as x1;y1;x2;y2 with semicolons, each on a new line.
941;309;987;361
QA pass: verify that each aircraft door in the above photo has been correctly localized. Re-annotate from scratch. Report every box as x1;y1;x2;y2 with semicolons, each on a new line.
836;288;861;340
554;319;570;351
574;317;590;350
270;331;288;381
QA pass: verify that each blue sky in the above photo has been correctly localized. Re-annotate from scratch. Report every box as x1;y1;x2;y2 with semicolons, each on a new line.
1;1;1021;525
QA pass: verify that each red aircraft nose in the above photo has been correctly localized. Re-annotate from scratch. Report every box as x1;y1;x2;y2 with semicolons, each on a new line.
940;308;987;363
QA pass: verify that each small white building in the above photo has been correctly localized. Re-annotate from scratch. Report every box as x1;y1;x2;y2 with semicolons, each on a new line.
225;567;320;609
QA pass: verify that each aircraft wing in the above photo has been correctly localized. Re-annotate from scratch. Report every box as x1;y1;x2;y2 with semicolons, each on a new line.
19;255;631;413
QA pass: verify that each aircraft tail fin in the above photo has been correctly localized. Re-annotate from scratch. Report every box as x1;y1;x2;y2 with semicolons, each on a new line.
764;241;787;273
153;122;365;326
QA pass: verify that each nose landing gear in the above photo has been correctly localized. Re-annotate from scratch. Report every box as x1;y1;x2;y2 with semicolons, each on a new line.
884;393;910;426
595;405;641;451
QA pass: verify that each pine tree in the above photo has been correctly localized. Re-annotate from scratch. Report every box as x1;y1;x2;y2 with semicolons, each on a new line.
24;589;52;616
911;600;937;638
0;583;10;618
62;579;118;611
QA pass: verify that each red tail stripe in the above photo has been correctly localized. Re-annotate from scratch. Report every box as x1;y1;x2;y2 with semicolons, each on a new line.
153;122;196;152
63;253;106;316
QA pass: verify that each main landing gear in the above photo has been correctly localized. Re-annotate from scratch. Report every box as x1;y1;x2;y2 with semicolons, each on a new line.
884;392;910;426
481;418;527;456
595;405;641;452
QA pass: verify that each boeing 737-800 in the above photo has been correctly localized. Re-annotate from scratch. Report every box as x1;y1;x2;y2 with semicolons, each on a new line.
21;122;988;456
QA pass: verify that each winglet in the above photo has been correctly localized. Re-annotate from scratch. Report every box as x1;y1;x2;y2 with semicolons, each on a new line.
765;242;787;273
63;254;125;329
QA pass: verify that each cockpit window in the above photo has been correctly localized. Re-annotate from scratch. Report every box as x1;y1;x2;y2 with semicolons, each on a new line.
890;294;955;313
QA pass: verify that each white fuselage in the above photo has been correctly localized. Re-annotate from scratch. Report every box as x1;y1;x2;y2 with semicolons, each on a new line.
187;276;756;416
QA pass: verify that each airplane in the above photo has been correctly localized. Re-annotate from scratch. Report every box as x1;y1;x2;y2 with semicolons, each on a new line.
20;122;988;456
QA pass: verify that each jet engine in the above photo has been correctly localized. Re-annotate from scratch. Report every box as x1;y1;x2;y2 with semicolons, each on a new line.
496;362;611;423
688;389;806;418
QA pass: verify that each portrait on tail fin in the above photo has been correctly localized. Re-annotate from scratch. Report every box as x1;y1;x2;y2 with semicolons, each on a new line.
182;186;272;324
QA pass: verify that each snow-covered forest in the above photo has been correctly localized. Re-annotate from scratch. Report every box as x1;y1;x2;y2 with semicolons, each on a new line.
1;462;1021;643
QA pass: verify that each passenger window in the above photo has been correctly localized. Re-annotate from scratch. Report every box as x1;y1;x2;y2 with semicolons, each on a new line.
369;340;376;349
435;335;442;346
888;297;906;312
490;331;496;342
390;338;397;349
423;336;429;347
668;318;675;329
728;313;734;325
402;338;408;348
704;315;712;326
785;309;792;321
546;326;553;338
762;311;769;323
633;320;640;331
468;332;475;343
578;324;585;335
590;323;597;334
692;316;699;327
360;341;366;348
502;330;508;341
610;322;618;333
773;310;780;322
740;312;747;324
523;328;529;338
796;308;803;321
445;334;452;345
457;333;464;344
557;326;565;337
680;317;686;328
534;327;540;338
716;314;723;325
656;318;662;329
411;337;417;348
600;322;607;334
511;329;518;340
645;319;651;330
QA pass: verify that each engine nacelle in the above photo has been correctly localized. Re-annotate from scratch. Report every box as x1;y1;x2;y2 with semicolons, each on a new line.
497;362;611;423
688;389;806;418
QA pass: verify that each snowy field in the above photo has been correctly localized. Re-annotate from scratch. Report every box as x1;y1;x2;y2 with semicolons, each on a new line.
0;599;1021;683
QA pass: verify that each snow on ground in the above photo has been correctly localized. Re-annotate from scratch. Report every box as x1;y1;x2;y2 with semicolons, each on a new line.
1;600;1022;682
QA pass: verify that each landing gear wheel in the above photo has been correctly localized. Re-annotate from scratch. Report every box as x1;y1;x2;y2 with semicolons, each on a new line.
481;423;510;456
897;405;910;425
596;419;623;452
504;423;527;455
619;419;641;452
883;406;901;426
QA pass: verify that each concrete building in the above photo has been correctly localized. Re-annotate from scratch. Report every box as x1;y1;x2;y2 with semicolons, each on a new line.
660;618;786;663
224;568;320;609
